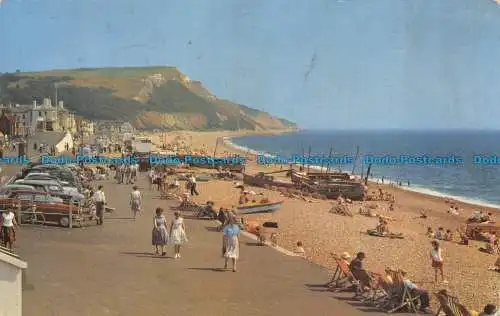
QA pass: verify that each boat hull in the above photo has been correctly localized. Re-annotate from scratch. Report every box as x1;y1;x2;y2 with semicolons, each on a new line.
237;201;283;214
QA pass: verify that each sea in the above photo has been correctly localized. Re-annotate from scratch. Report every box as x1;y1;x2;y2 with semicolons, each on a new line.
228;130;500;208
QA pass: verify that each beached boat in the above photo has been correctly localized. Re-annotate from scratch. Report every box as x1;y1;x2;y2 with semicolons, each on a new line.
243;172;295;189
465;222;500;240
291;170;352;185
307;182;366;201
237;201;284;214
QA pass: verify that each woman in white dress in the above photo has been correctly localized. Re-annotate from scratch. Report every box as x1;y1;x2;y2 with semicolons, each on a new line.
169;211;188;259
130;186;142;220
223;215;240;272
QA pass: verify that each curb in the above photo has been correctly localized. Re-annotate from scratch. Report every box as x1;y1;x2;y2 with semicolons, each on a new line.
213;219;301;257
239;231;299;257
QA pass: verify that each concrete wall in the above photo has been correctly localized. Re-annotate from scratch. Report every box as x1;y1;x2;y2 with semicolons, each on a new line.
0;261;22;316
56;132;74;153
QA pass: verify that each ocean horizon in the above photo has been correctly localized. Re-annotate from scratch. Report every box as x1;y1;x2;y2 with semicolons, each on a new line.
228;129;500;209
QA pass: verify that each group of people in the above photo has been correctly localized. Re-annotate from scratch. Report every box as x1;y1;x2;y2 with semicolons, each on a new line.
115;163;139;184
152;209;188;258
325;240;447;313
427;226;454;242
468;211;495;223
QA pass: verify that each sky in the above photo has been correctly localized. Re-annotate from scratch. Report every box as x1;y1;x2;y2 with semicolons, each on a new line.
0;0;500;129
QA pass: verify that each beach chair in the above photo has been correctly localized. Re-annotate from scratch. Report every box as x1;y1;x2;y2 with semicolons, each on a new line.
378;270;419;314
434;292;473;316
328;256;360;292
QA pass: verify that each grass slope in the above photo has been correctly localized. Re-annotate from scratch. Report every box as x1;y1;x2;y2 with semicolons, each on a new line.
0;67;296;131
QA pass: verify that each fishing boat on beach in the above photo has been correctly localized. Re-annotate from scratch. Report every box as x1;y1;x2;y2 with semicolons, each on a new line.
291;170;353;185
237;200;284;214
243;171;295;189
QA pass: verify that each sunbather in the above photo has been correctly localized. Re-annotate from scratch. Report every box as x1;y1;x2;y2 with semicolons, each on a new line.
444;229;453;241
426;227;434;238
349;252;373;292
294;241;305;256
375;219;389;235
479;304;499;316
400;270;431;313
481;212;494;223
434;227;445;240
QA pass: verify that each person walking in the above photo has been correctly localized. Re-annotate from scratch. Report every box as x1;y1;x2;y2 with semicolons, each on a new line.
129;163;137;184
148;168;155;190
152;207;169;256
189;174;199;196
94;185;106;225
430;239;446;283
1;207;18;250
130;186;142;220
169;211;188;259
223;215;240;272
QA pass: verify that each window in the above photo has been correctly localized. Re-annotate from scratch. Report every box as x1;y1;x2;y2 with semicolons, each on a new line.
48;185;63;192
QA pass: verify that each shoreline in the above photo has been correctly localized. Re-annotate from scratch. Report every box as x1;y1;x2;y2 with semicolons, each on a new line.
148;130;499;310
224;134;500;214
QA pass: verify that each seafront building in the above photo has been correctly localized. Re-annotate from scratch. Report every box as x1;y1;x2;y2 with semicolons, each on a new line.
0;98;76;137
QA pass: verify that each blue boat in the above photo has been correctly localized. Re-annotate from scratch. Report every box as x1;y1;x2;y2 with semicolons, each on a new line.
236;201;283;214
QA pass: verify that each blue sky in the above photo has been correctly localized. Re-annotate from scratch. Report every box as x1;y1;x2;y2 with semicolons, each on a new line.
0;0;499;129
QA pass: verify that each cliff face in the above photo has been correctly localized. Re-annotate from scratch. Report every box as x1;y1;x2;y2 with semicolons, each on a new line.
0;67;296;131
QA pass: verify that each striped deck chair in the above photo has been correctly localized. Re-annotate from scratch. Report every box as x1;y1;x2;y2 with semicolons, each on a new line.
434;292;473;316
359;272;386;305
380;270;419;314
329;256;360;292
328;255;345;284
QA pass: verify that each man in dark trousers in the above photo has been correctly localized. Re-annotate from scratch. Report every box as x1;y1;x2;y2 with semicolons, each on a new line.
93;185;106;225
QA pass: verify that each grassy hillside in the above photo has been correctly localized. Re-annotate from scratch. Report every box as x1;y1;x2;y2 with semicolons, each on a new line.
0;67;296;131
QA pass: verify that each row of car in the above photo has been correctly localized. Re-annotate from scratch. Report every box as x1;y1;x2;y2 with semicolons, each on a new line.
0;163;93;227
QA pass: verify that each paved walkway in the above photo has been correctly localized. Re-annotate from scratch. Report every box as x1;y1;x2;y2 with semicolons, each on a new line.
17;174;388;316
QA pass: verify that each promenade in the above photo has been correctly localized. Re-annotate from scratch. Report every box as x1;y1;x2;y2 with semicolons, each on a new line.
17;174;388;316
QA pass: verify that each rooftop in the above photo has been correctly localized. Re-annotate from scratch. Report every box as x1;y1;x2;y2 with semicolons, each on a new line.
28;131;68;146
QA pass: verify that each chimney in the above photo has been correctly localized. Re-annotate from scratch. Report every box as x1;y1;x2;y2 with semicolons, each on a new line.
43;98;51;107
33;100;37;108
58;101;64;108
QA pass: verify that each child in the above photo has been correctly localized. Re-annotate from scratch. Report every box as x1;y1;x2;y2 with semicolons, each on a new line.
294;241;305;256
426;227;434;238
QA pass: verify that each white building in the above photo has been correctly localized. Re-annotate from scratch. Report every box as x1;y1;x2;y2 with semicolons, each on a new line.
0;98;76;137
0;248;27;316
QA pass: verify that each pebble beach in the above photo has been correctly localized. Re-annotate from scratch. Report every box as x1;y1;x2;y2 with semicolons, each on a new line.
149;130;500;311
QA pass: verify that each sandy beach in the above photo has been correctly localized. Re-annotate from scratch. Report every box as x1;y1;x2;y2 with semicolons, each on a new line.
148;130;499;311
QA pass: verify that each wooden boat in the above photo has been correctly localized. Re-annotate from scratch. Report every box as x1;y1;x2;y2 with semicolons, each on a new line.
465;222;500;241
237;201;284;214
291;170;352;185
306;182;366;201
243;173;295;189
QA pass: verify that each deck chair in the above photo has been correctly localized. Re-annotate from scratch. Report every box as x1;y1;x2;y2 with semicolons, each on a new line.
379;270;419;314
328;256;360;292
434;292;473;316
358;272;386;305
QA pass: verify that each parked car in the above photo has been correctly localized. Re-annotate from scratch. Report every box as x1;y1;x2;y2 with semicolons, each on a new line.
13;179;85;201
0;190;82;227
0;185;37;194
